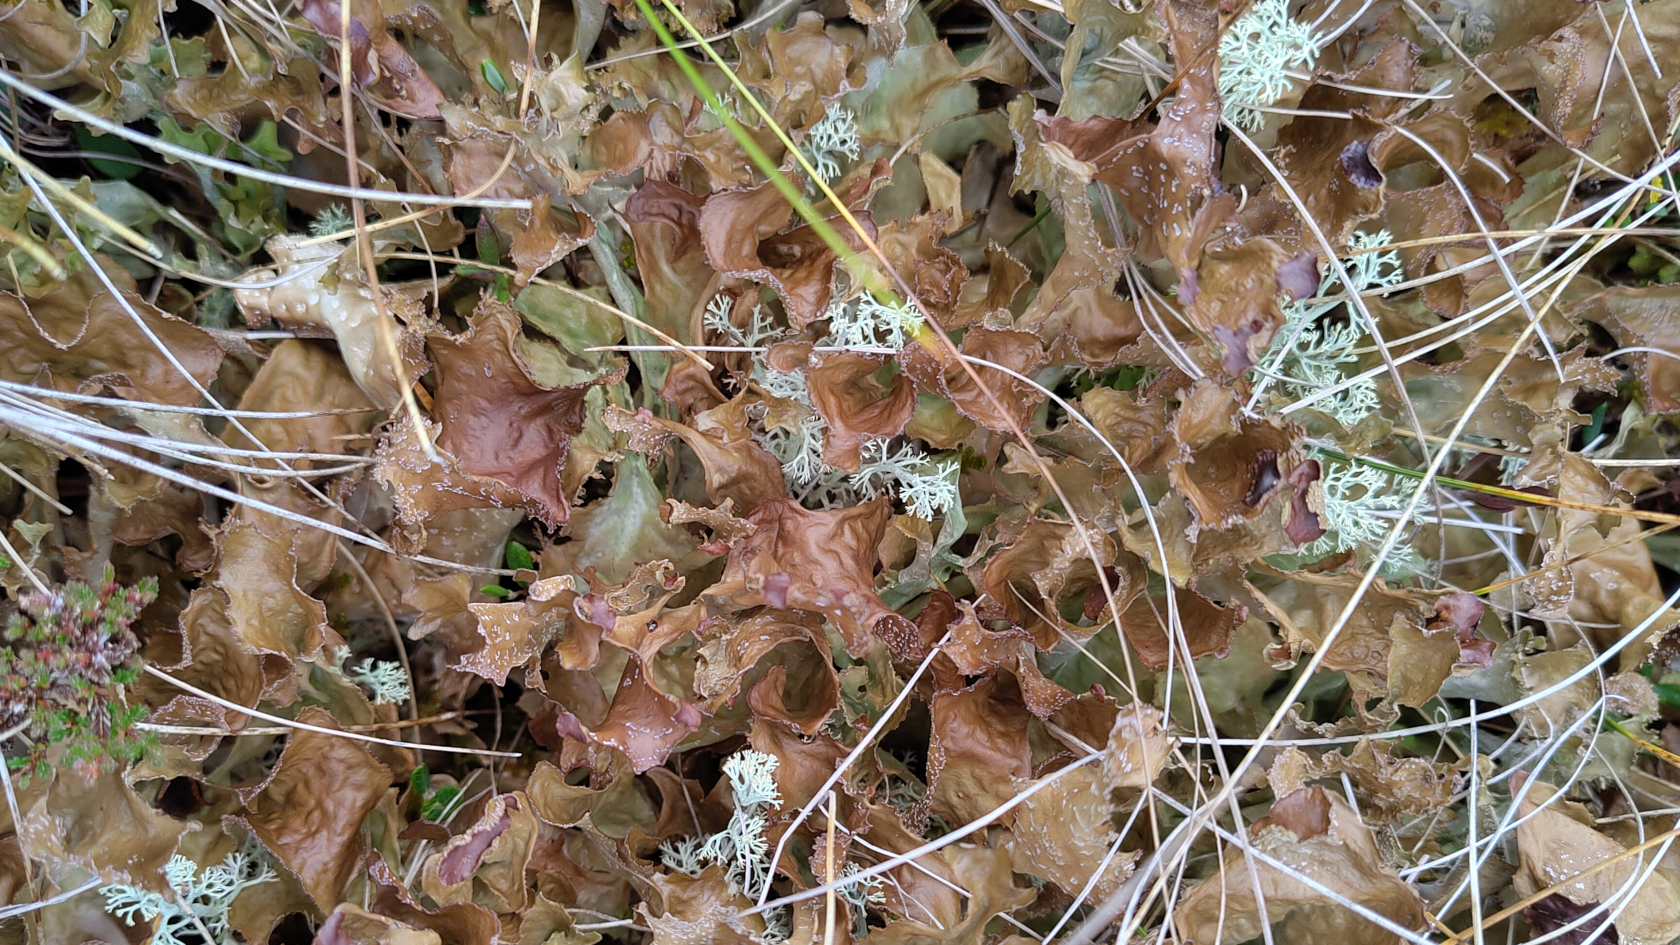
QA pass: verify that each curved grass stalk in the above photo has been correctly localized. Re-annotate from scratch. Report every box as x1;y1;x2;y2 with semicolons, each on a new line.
1432;695;1611;934
0;380;385;420
1082;139;1680;945
1383;122;1564;380
1287;195;1674;417
0;220;66;280
376;250;714;370
0;406;521;575
1148;791;1438;945
0;70;534;209
0;129;406;555
756;632;952;913
1398;0;1671;200
297;146;520;248
588;0;800;69
742;751;1107;918
1225;122;1431;453
138;711;459;737
1448;822;1680;945
336;539;420;730
329;0;435;464
0;457;71;515
630;0;1172;824
0;879;103;921
1315;446;1680;529
0;135;163;259
143;665;520;757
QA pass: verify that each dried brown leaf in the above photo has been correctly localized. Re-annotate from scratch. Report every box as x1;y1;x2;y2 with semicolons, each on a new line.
233;706;393;910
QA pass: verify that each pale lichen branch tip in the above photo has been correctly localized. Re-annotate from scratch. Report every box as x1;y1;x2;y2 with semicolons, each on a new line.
103;847;275;945
802;106;862;184
1217;0;1322;131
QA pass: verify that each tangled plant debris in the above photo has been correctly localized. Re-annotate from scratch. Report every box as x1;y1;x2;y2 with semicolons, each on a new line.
10;0;1680;942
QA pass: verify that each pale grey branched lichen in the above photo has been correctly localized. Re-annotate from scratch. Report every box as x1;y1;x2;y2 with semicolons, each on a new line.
824;295;923;351
330;645;411;706
308;204;353;239
658;749;792;940
657;748;888;940
837;862;888;936
1218;0;1322;131
103;844;276;945
1304;459;1425;575
850;440;960;520
704;293;784;349
720;289;949;519
802;107;862;185
1258;229;1403;427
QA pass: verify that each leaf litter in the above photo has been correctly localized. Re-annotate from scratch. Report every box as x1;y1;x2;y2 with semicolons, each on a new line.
8;0;1680;943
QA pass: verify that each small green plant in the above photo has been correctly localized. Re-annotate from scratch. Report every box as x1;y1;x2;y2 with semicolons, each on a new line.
481;540;535;599
1627;242;1680;284
481;59;511;95
410;764;465;822
470;218;514;301
0;566;159;782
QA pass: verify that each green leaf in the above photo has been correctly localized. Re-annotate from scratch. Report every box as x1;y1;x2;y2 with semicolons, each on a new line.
242;121;293;167
476;223;500;266
423;784;461;820
514;283;624;360
505;541;535;571
156;115;222;159
569;455;697;585
1655;682;1680;706
150;36;208;76
72;126;142;181
480;584;512;598
410;764;431;794
1582;401;1609;446
481;59;509;94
